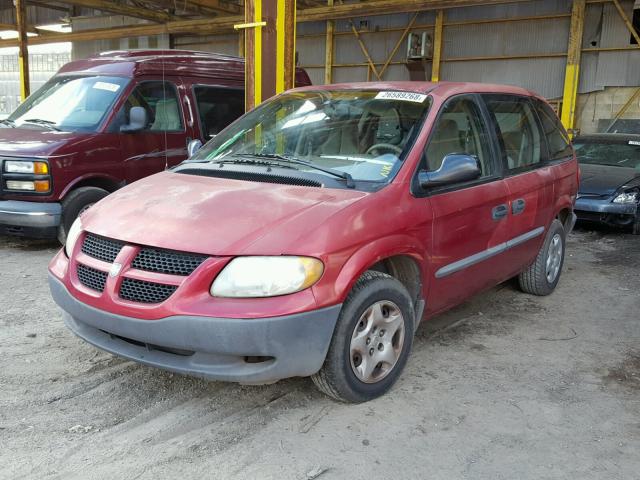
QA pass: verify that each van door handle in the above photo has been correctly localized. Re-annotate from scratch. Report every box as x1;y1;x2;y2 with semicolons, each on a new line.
492;204;508;220
512;198;526;215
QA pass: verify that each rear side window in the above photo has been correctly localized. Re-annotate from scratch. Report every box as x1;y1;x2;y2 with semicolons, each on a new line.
484;95;542;171
425;95;495;178
193;86;244;140
533;99;572;161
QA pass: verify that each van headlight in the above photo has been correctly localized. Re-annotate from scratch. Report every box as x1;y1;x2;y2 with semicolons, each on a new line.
65;218;83;257
211;256;324;298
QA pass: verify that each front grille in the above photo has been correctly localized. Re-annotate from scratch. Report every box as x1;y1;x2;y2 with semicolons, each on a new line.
132;248;207;276
119;278;177;304
77;264;108;292
82;233;124;263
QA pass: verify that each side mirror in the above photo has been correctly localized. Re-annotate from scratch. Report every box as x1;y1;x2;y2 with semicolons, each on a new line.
419;153;481;188
187;139;203;158
120;106;147;133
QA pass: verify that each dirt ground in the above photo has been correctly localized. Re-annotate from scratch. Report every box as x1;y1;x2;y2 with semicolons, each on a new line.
1;225;639;480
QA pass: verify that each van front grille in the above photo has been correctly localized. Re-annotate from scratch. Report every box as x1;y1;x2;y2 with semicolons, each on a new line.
119;278;177;304
81;233;124;263
131;248;207;276
77;264;108;292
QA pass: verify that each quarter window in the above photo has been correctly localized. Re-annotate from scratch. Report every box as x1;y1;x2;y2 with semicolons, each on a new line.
425;95;494;177
533;99;572;161
115;81;183;132
485;96;542;171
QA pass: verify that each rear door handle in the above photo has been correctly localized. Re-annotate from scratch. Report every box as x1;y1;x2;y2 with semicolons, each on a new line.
492;204;508;220
512;198;526;215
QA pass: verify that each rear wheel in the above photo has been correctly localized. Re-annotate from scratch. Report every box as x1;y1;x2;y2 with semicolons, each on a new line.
311;271;415;403
57;187;109;244
518;219;565;296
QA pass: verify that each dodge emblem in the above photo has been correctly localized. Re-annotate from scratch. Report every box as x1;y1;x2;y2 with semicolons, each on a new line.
109;262;122;277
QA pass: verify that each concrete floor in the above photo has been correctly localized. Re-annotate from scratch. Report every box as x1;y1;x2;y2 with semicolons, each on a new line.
1;226;638;480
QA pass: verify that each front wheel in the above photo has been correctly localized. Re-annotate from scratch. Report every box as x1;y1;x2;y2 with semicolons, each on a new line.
57;187;109;244
311;271;415;403
518;219;566;296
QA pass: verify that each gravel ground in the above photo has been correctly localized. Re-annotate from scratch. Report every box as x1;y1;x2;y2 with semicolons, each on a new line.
1;225;638;480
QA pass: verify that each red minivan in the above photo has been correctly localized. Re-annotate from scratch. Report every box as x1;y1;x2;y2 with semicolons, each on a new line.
0;50;311;242
49;82;578;402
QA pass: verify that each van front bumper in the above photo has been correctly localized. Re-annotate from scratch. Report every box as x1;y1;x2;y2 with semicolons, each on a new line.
49;274;341;384
0;200;61;237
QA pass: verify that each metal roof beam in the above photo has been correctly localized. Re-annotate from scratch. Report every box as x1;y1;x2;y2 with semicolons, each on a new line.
53;0;177;23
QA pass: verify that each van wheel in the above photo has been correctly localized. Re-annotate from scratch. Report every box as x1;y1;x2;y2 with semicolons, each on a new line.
311;271;414;403
518;219;565;296
57;187;109;244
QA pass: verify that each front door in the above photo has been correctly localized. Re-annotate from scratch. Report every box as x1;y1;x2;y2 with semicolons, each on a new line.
421;94;511;314
114;79;191;183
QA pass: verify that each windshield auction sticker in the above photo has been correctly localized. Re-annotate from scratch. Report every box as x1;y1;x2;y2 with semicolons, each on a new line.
375;91;428;103
93;81;121;92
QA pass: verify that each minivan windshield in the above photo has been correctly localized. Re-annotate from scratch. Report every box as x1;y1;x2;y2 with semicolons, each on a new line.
574;141;640;169
187;90;431;184
5;75;130;132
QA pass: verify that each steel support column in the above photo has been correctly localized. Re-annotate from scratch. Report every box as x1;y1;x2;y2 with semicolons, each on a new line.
16;0;29;101
241;0;296;111
560;0;585;133
431;9;444;82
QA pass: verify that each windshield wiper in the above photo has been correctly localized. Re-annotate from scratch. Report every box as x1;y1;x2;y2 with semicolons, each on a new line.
22;119;61;131
235;153;355;188
0;119;15;128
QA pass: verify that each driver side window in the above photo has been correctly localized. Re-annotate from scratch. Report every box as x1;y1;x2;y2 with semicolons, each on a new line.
113;81;184;133
425;95;493;177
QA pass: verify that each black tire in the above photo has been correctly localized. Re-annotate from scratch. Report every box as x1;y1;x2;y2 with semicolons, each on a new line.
311;271;415;403
518;219;566;296
632;213;640;235
57;187;109;244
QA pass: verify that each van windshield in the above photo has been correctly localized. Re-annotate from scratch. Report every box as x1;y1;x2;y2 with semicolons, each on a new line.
187;90;431;184
5;75;129;133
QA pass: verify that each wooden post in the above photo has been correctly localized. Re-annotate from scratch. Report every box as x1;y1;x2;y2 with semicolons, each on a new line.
560;0;585;133
324;0;334;84
16;0;29;101
431;9;444;82
240;0;295;111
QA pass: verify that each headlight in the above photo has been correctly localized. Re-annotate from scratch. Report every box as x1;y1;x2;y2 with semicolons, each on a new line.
5;160;48;174
65;218;83;257
211;256;324;298
613;190;639;204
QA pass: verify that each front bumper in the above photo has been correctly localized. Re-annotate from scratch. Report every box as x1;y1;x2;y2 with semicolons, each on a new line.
49;274;341;384
0;200;61;237
575;197;637;226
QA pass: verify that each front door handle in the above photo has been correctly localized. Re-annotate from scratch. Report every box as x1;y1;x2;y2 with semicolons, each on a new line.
492;204;508;220
512;198;526;215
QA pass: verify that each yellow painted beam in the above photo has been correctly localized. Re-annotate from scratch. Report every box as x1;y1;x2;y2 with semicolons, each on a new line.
560;0;585;133
16;0;29;101
431;9;444;82
611;0;640;46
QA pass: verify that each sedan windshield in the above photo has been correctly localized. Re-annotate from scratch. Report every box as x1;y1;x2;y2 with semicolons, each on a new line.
187;90;431;184
574;141;640;169
6;75;129;132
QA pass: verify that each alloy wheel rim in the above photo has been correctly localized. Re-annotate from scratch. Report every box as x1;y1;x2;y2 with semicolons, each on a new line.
349;300;405;384
546;233;563;283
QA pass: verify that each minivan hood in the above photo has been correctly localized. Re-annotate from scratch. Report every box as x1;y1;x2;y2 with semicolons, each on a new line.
82;172;369;255
0;127;83;157
578;163;639;196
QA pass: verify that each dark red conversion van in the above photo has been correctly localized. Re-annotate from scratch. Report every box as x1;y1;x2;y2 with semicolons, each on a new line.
0;49;311;242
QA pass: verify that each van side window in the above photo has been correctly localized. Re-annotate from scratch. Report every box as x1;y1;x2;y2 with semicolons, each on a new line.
484;96;542;171
193;86;244;140
118;81;183;132
425;95;494;177
533;99;572;161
